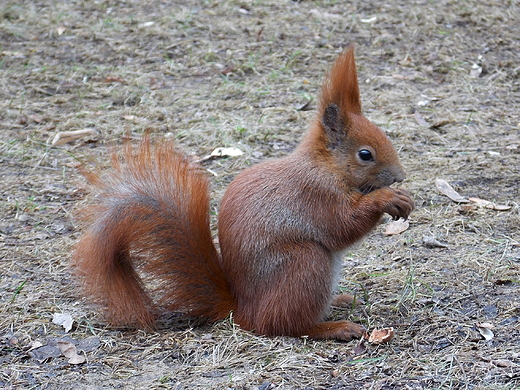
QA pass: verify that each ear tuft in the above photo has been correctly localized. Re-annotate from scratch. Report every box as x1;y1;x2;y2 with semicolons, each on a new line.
320;45;362;116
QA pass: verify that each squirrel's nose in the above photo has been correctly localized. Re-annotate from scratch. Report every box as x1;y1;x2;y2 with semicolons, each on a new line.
379;170;405;186
383;168;405;186
394;171;405;184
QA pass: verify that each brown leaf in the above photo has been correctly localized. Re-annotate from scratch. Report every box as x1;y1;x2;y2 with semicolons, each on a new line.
51;129;97;146
256;27;264;42
367;328;395;344
469;197;492;207
384;219;410;236
469;197;512;211
219;65;235;75
350;339;367;356
104;76;126;84
435;178;469;203
57;341;86;365
492;204;513;211
30;114;44;124
28;345;62;362
431;119;453;128
149;77;164;90
458;204;478;214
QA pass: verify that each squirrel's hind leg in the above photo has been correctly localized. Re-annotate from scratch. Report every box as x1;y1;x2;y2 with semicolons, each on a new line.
237;243;365;341
305;320;365;341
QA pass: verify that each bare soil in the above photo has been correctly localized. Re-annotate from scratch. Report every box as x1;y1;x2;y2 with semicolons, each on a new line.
1;0;519;389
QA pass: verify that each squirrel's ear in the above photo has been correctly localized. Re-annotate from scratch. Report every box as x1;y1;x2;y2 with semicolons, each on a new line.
322;103;346;149
320;45;362;116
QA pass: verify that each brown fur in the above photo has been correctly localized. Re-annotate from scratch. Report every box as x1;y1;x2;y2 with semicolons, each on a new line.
73;46;414;340
73;141;235;328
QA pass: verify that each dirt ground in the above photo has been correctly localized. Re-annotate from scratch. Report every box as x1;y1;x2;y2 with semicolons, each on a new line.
1;0;519;389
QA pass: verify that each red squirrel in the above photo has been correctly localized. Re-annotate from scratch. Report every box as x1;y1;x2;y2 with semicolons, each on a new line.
73;46;414;341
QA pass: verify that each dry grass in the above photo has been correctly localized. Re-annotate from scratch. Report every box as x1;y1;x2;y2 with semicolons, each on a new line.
1;0;519;389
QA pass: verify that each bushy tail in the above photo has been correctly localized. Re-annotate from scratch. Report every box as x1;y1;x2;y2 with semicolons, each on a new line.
72;138;235;328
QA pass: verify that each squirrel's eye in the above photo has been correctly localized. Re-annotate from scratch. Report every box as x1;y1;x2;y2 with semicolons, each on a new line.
358;149;374;161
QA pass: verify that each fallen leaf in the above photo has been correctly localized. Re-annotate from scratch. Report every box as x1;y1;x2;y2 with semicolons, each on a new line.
360;16;377;23
431;119;453;128
77;336;101;353
198;146;244;162
28;340;44;351
28;345;62;363
469;197;512;211
30;114;44;123
367;328;394;344
58;341;86;365
104;76;126;84
28;336;97;363
139;21;155;28
210;147;243;158
458;204;478;213
350;339;367;356
422;235;448;248
256;27;264;42
219;64;235;75
52;313;74;333
51;129;97;146
493;359;515;368
470;63;482;78
476;323;494;341
297;100;314;111
477;322;494;329
17;214;30;222
149;77;164;90
8;337;19;346
435;178;469;203
468;197;492;207
384;219;410;236
490;204;512;211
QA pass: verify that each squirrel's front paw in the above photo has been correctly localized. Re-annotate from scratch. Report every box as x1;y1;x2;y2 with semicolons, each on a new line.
382;188;414;220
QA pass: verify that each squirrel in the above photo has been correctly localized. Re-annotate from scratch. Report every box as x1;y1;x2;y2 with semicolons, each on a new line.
72;46;414;341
